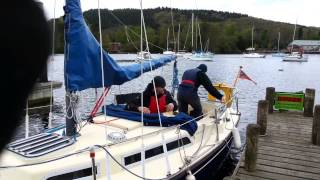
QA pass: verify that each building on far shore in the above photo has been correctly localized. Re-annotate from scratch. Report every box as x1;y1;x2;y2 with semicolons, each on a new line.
287;40;320;53
109;42;121;53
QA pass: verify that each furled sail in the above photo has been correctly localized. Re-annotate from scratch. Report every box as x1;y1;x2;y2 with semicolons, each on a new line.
64;0;176;91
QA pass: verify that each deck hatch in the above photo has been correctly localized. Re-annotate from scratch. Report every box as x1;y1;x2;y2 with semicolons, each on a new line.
7;133;74;158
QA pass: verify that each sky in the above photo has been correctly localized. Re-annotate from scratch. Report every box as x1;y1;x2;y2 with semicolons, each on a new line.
39;0;320;27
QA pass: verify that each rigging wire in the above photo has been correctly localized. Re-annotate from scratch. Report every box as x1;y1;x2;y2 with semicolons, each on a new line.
99;1;165;52
48;0;57;129
125;26;139;51
97;0;112;179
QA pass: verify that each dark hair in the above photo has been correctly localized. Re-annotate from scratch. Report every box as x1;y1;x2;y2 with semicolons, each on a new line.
152;76;166;88
197;64;207;72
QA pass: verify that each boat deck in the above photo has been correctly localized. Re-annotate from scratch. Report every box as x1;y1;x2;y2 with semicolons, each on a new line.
232;111;320;180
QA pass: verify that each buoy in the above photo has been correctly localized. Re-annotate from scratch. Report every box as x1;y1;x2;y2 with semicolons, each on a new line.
232;127;241;149
185;170;196;180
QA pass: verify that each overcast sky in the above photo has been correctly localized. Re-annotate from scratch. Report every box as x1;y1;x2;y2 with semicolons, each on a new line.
39;0;320;27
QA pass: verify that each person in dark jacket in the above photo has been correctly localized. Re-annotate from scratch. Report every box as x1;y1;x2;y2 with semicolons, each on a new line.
126;76;178;114
177;64;225;118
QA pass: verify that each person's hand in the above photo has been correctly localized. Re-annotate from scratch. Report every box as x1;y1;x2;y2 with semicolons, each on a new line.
166;103;174;112
220;96;226;104
138;107;151;114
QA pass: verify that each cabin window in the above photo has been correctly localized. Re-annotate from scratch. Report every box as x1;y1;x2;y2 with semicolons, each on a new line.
124;137;191;166
46;166;97;180
124;153;141;166
167;137;191;151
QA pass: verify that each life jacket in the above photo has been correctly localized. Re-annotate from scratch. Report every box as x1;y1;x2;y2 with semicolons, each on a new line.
181;68;200;88
149;94;167;113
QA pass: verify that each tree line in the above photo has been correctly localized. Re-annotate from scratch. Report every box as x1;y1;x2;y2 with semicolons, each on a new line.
51;7;320;53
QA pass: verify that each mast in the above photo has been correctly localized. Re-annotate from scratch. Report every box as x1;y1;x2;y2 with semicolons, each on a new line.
291;21;297;53
191;13;194;50
277;32;280;52
140;0;143;55
198;23;203;52
251;26;254;50
166;28;170;51
195;17;198;51
177;24;180;52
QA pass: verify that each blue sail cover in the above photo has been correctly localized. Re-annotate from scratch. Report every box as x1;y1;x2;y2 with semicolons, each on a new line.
64;0;176;91
104;104;198;136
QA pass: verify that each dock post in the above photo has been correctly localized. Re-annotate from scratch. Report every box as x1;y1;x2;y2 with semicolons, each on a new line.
265;87;275;114
245;124;260;172
257;100;268;135
304;88;315;117
312;105;320;145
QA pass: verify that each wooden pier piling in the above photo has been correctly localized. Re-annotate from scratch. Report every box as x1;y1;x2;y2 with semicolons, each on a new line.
304;88;315;117
312;105;320;145
257;100;268;135
244;124;260;172
265;87;275;114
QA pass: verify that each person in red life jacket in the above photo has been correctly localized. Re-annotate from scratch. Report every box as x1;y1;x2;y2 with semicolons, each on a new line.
126;76;178;114
177;64;225;118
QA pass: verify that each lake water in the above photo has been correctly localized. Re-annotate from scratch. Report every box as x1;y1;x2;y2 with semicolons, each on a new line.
15;54;320;178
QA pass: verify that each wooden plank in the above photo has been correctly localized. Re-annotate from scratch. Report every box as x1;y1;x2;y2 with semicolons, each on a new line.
267;124;312;130
261;137;310;144
255;164;320;179
262;134;311;142
259;138;320;150
267;130;311;135
257;158;320;175
236;171;273;180
239;168;303;180
260;136;311;144
258;153;320;168
258;145;320;159
259;141;320;154
258;149;320;163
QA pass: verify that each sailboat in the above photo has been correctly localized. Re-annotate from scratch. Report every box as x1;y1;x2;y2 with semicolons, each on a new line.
188;17;214;61
0;1;241;179
243;26;266;58
163;28;175;55
283;21;308;62
272;32;286;57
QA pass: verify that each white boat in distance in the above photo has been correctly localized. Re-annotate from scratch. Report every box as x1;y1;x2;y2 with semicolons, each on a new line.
283;52;308;62
243;52;266;58
188;51;214;61
243;26;265;58
163;50;175;55
282;20;308;62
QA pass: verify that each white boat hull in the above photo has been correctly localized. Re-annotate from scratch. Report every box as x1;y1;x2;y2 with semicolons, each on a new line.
243;53;266;58
0;101;240;180
282;54;308;62
163;51;175;55
188;52;214;61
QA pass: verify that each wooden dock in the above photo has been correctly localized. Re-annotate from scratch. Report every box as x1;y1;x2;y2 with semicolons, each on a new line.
232;111;320;180
228;87;320;180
